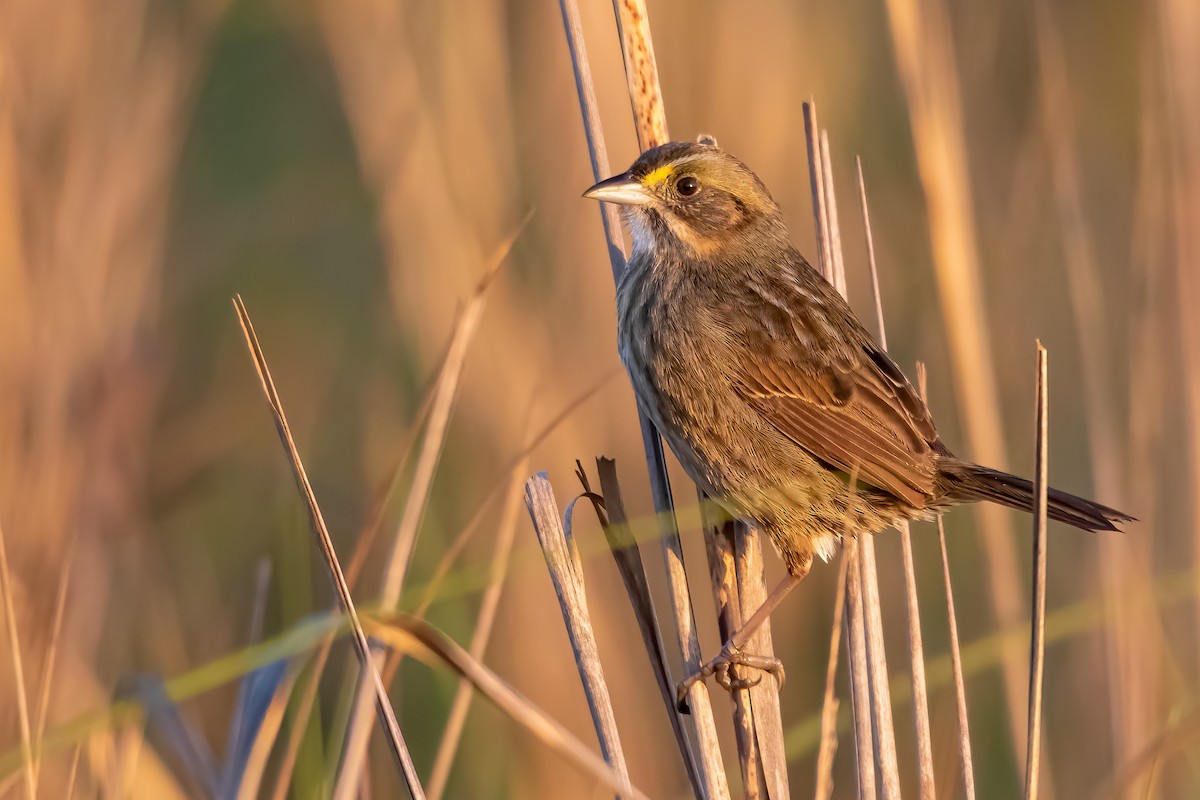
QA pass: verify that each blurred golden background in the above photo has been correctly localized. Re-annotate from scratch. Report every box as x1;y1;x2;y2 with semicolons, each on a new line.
0;0;1196;797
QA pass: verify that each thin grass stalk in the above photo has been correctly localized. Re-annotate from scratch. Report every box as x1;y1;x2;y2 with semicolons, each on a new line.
234;670;298;800
559;0;730;794
858;159;935;799
32;526;78;786
937;513;977;800
918;362;977;799
1103;705;1200;799
879;0;1035;773
426;460;528;800
524;474;631;796
336;221;525;794
0;518;35;800
1024;344;1050;800
814;553;849;800
269;360;451;798
233;297;425;799
700;513;761;798
65;743;81;799
415;373;615;620
589;459;704;796
370;614;649;800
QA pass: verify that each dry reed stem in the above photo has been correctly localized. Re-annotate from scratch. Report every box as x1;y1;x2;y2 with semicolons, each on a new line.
918;362;977;800
844;537;877;800
604;8;733;791
802;99;876;800
700;513;761;798
808;99;904;798
232;297;424;799
823;137;899;799
880;0;1033;770
857;537;901;800
611;0;670;150
337;217;529;792
589;460;704;796
804;104;833;281
369;614;649;800
525;473;631;794
734;523;789;800
0;518;35;800
858;159;936;799
560;0;731;794
426;460;529;800
1024;344;1050;800
813;552;849;800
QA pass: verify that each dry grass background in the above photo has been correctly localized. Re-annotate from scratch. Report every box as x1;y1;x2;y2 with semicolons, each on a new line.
0;0;1197;797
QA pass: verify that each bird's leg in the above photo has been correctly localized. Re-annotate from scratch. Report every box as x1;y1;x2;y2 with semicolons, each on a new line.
676;569;806;711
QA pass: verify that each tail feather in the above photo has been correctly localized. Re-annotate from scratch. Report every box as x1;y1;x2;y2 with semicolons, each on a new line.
940;462;1134;532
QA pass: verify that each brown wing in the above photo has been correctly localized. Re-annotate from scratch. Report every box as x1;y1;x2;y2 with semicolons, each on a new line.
731;262;942;507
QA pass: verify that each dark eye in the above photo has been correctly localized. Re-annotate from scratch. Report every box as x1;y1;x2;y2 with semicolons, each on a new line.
676;176;700;196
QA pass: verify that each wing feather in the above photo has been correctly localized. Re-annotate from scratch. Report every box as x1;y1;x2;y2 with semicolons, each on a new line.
730;259;942;507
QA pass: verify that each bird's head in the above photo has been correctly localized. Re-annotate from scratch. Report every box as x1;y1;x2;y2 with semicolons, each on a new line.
584;141;784;259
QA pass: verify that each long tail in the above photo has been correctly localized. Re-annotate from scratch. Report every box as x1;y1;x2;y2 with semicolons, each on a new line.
939;461;1134;532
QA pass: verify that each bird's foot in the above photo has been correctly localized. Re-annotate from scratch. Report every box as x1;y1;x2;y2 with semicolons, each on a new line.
675;641;786;713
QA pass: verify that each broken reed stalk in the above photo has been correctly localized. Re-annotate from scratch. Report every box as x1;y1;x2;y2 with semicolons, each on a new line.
232;297;425;800
337;218;526;794
587;460;704;796
918;363;977;800
806;99;907;798
558;0;731;796
858;158;936;799
524;474;632;796
1025;344;1050;800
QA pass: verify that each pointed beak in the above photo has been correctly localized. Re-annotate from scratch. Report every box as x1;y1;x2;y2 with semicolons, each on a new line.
582;173;654;206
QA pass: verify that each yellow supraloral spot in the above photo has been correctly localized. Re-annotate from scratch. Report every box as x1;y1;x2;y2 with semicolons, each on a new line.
643;164;675;187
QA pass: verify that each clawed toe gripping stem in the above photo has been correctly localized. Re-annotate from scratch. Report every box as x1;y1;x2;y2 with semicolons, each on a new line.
675;641;786;713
